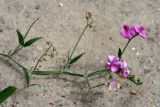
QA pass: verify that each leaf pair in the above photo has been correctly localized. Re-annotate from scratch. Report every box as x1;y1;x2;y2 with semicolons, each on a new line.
0;86;16;104
16;30;42;47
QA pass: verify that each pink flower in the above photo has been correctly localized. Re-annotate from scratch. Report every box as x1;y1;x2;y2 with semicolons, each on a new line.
120;24;147;39
105;55;121;72
106;80;120;91
105;55;130;77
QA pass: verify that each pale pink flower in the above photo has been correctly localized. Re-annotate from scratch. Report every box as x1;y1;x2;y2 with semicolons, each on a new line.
106;80;120;91
105;55;121;72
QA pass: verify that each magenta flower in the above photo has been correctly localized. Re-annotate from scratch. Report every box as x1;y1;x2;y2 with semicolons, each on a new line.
120;24;147;39
120;25;137;39
105;55;121;72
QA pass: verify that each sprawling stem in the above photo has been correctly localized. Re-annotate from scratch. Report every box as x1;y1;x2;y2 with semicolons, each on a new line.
0;51;141;87
0;53;27;69
32;70;84;77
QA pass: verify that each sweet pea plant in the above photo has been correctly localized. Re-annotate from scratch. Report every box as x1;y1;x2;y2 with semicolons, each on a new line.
0;12;146;104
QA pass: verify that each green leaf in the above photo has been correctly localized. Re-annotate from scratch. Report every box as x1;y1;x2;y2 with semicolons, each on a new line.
24;37;42;47
0;86;16;104
69;53;85;65
118;48;122;59
23;68;30;86
16;30;24;46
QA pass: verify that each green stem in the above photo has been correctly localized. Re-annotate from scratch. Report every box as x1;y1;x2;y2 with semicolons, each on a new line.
87;69;107;77
24;18;39;39
33;69;108;78
90;83;105;89
0;53;27;69
120;39;131;59
32;70;84;77
10;46;22;57
120;35;138;59
69;22;93;59
64;22;93;69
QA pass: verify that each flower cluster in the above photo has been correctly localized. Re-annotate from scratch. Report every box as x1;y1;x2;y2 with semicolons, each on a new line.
105;55;129;77
105;24;147;90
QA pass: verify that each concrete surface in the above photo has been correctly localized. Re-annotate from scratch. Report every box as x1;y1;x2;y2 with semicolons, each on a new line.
0;0;160;107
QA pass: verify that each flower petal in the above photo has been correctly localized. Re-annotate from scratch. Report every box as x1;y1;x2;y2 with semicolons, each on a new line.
120;60;127;68
121;69;129;76
108;55;119;63
111;62;121;72
129;25;137;37
105;62;111;69
107;80;120;91
120;25;135;39
134;25;147;38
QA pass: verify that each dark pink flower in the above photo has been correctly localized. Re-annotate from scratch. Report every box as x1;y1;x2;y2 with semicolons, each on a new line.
120;24;147;39
120;25;137;39
105;55;121;72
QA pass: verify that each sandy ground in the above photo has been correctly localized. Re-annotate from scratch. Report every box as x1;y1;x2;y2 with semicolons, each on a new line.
0;0;160;107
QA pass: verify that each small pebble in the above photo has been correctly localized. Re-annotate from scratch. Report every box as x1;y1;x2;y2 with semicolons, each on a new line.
144;69;151;74
59;3;64;7
100;60;104;64
156;8;160;11
130;88;143;95
37;46;43;51
81;50;85;52
136;52;140;56
131;47;135;51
